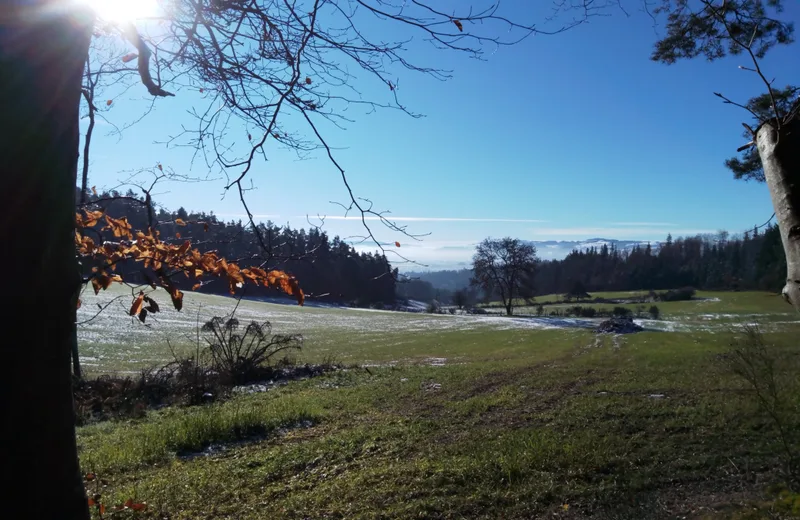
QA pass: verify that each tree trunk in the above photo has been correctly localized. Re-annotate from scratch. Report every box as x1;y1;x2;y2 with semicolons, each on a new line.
0;3;94;519
757;116;800;311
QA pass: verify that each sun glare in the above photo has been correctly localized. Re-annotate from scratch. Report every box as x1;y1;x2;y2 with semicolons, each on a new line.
82;0;160;23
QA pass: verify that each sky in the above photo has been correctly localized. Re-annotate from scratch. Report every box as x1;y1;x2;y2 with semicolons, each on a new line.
81;0;799;271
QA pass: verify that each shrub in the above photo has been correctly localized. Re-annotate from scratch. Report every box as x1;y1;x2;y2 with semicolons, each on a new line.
536;304;544;316
202;317;302;385
612;306;632;317
648;305;661;319
656;287;696;302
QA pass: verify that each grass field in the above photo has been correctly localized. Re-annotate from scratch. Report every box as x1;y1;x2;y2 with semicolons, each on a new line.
77;287;800;518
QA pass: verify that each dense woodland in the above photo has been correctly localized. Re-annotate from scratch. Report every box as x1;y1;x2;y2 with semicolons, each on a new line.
534;229;786;295
80;190;397;306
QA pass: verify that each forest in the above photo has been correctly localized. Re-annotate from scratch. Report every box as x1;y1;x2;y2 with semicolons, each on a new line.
534;227;786;295
80;189;397;306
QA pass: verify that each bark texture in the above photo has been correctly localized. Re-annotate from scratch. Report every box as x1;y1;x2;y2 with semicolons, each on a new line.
757;115;800;311
0;2;94;518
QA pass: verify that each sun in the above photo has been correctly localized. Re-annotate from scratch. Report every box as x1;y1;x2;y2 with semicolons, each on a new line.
81;0;160;23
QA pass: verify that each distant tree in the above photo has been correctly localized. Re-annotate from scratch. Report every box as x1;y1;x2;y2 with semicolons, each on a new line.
566;281;591;301
452;289;471;310
470;237;539;316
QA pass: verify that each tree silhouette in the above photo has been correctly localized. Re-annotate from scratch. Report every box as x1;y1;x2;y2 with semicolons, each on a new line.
471;237;539;316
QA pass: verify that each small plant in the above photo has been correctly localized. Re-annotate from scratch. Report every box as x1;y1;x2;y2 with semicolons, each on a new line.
536;304;544;317
202;317;302;385
426;300;441;314
648;305;661;320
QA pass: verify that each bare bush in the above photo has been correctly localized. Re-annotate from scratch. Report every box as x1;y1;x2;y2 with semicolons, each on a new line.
201;317;302;385
723;324;799;482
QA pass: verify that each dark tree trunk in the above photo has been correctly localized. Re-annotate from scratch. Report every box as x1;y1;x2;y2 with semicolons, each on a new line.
0;3;94;519
756;116;800;310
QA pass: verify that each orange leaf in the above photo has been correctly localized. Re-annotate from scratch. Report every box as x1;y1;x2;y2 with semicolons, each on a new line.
121;52;138;63
131;502;147;511
175;232;181;239
129;291;145;316
88;498;96;507
103;215;133;239
170;289;183;311
106;99;113;106
85;472;96;481
192;283;202;291
124;498;134;508
203;223;209;232
265;270;305;305
175;218;186;226
453;19;463;31
91;277;102;295
177;240;191;256
395;241;401;247
99;504;106;515
77;298;82;310
305;77;312;84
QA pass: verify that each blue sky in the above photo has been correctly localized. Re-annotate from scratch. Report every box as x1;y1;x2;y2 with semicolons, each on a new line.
82;0;799;270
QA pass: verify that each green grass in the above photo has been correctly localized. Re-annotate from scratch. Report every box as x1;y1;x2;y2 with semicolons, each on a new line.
76;290;800;518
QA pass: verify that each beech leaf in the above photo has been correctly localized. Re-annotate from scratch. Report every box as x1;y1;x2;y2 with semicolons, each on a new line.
129;292;145;316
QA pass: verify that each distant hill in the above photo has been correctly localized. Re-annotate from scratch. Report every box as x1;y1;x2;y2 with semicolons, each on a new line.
404;268;473;292
527;238;661;261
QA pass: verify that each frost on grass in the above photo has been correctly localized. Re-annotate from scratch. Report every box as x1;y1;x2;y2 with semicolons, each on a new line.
77;285;800;372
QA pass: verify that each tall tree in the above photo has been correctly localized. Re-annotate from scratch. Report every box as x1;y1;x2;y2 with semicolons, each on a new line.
1;4;95;518
471;237;539;316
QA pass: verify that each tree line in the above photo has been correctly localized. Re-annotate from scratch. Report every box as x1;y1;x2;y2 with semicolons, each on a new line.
80;189;397;306
534;227;786;295
406;226;787;307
